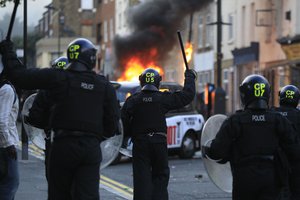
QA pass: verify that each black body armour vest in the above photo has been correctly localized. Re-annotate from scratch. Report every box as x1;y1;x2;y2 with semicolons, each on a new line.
273;107;300;135
130;92;167;136
50;71;106;136
232;110;279;162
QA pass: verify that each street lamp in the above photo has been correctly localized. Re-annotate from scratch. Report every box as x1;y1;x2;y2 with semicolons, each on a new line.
45;4;64;57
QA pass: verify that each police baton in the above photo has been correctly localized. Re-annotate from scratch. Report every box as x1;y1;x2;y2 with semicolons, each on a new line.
177;30;189;70
6;0;20;41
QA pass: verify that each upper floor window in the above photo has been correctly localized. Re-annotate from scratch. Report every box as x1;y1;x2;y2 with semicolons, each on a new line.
198;16;203;48
223;69;229;98
206;15;213;47
81;0;94;10
104;20;108;42
228;13;234;42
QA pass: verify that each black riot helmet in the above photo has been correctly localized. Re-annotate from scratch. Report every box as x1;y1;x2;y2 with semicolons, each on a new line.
51;56;69;70
139;68;162;91
279;85;300;108
67;38;97;69
239;74;271;109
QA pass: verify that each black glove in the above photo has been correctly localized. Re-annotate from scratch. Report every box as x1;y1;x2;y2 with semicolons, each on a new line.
5;145;17;160
184;69;197;80
0;40;14;56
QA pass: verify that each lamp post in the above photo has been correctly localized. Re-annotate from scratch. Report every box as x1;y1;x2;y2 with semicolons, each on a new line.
207;0;230;114
45;4;63;57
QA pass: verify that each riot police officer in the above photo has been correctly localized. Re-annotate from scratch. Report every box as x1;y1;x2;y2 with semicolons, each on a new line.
0;38;120;200
25;56;69;181
121;68;196;200
273;85;300;199
202;75;300;200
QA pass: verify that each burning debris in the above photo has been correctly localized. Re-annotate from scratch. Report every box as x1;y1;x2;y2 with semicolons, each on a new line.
114;0;212;81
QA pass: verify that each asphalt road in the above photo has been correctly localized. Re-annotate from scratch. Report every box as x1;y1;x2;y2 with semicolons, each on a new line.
15;147;232;200
102;154;232;200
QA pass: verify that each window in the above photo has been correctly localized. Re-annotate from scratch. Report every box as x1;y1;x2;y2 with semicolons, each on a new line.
278;67;285;88
96;23;102;42
81;0;93;10
198;71;212;92
110;18;114;41
198;15;203;48
118;13;122;29
250;3;255;41
123;11;126;27
223;69;229;97
206;15;213;47
104;20;108;42
228;13;234;42
241;6;246;46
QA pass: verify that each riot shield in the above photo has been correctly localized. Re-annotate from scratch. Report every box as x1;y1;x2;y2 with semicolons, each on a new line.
100;119;124;169
119;137;133;157
201;114;232;193
22;93;46;150
22;93;124;169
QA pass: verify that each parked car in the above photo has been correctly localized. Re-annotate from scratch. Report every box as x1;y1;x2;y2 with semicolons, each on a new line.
111;81;205;161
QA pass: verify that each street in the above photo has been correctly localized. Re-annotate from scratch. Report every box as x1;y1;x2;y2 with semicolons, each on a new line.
15;147;232;200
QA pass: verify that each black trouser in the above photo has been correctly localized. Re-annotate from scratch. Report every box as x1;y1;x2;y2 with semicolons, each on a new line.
132;135;169;200
44;133;51;182
290;163;300;200
232;161;279;200
48;134;101;200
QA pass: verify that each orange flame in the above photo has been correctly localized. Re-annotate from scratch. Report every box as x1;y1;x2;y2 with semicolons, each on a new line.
185;42;193;63
117;57;164;82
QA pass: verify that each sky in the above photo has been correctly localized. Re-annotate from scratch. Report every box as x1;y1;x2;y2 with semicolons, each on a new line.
0;0;52;26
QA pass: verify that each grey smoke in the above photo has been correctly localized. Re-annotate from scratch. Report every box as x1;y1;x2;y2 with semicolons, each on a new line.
114;0;212;70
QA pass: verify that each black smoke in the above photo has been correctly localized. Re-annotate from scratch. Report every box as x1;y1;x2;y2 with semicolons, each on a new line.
114;0;212;70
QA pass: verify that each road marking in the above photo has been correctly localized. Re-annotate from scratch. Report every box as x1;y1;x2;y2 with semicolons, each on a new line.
101;175;134;193
18;142;134;199
100;178;133;200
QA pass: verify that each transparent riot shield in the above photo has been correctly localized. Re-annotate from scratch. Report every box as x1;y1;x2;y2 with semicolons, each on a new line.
22;93;46;150
22;93;124;169
100;119;124;169
201;114;232;193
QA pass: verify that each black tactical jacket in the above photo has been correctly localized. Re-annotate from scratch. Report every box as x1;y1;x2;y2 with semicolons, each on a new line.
208;109;300;165
121;75;195;138
3;54;120;139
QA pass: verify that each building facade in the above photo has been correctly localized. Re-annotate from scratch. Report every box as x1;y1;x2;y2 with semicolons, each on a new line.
35;0;97;68
95;0;116;77
195;0;300;115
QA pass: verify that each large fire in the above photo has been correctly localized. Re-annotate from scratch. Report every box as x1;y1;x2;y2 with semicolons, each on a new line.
117;48;164;82
117;57;164;82
117;43;193;82
185;42;193;64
